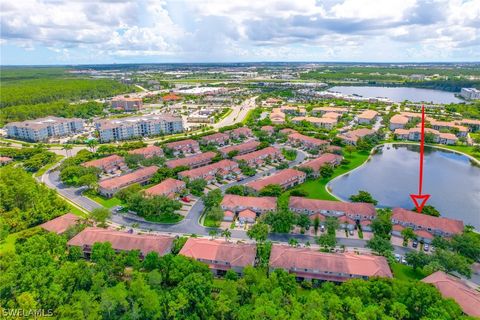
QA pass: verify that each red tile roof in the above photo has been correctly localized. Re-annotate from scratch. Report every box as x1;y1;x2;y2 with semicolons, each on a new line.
82;155;124;169
338;128;375;143
239;209;256;219
233;146;281;162
358;110;378;120
390;114;409;125
246;168;306;191
422;271;480;317
269;245;392;279
280;128;297;135
227;127;253;137
166;139;199;149
128;145;164;158
414;229;434;239
178;159;238;180
179;238;256;268
288;132;329;147
261;125;274;132
166;151;216;168
0;156;13;163
221;194;277;212
144;178;186;197
220;140;260;155
289;197;376;217
392;208;464;235
98;166;158;190
300;153;343;172
40;213;81;234
224;210;235;218
162;93;182;101
201;132;229;143
68;227;173;256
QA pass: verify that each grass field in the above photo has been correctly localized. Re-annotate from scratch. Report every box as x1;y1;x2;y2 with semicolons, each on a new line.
84;190;123;208
391;262;429;281
285;150;371;201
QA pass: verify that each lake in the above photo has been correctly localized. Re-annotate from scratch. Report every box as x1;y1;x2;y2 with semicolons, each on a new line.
328;144;480;229
329;86;463;104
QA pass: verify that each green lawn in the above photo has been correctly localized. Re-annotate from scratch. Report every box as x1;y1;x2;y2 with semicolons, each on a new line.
434;144;480;161
285;150;371;201
84;190;123;208
391;262;429;281
144;214;184;224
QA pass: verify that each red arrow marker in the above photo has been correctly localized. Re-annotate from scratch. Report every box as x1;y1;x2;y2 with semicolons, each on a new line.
410;104;430;213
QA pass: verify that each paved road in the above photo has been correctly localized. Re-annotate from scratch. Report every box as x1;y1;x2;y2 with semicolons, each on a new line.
213;96;257;129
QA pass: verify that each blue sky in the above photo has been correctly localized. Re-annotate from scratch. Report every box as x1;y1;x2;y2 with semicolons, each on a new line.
1;0;479;65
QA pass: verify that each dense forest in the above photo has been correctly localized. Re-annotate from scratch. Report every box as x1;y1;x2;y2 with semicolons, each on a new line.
0;230;470;320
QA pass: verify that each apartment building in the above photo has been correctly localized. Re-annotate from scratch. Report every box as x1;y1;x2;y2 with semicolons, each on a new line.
357;110;378;124
200;132;229;145
246;168;306;191
280;105;307;116
111;97;143;111
144;178;186;198
128;145;164;158
288;132;329;150
338;128;375;145
460;87;480;100
311;106;348;116
233;147;283;167
394;128;458;145
299;153;343;177
389;114;409;130
429;120;468;137
225;127;253;139
96;114;183;142
165;139;200;155
98;166;158;197
221;194;277;214
166;151;216;169
178;159;240;183
270;108;286;124
82;154;127;173
269;245;392;283
219;140;260;157
291;116;337;129
40;213;81;235
5;116;84;142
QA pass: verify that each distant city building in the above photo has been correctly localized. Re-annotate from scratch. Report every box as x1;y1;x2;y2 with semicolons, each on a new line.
5;116;84;142
96;114;183;142
460;88;480;100
111;97;143;111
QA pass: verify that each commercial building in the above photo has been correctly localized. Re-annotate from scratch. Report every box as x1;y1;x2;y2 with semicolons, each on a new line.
233;147;283;167
68;227;173;259
165;139;200;155
269;245;392;283
178;159;240;183
128;145;164;158
246;168;306;191
221;194;277;214
357;110;378;124
96;114;183;142
287;133;329;150
166;151;216;169
391;208;464;242
144;178;186;198
82;155;127;173
299;153;343;177
219;140;260;157
179;238;256;276
422;271;480;318
111;97;143;111
5;116;84;142
98;166;158;197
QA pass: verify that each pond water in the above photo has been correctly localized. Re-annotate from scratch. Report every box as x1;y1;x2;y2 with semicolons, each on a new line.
328;144;480;228
329;86;463;104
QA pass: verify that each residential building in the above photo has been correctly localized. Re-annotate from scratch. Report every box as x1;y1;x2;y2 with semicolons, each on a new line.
200;132;229;145
233;147;283;167
291;116;337;129
111;97;143;111
391;208;464;242
178;159;240;183
456;118;480;132
219;140;260;157
98;166;158;197
394;128;458;145
5;116;84;142
223;210;235;222
68;227;173;259
96;114;183;142
0;156;13;166
338;128;375;145
311;106;348;116
166;151;216;169
238;209;256;224
128;145;164;158
221;194;277;214
246;168;306;191
423;271;480;318
280;128;297;135
280;105;307;116
289;197;376;230
429;120;468;137
357;110;378;124
40;213;81;234
179;238;256;276
299;153;343;177
225;127;253;139
269;245;392;283
144;178;186;198
460;87;480;100
288;132;329;150
165;139;200;155
322;112;342;120
261;125;275;134
270;108;286;124
82;155;127;173
389;114;409;130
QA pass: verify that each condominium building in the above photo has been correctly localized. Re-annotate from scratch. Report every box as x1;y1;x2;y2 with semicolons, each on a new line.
96;114;183;142
460;88;480;100
5;116;84;142
246;168;306;191
111;97;143;111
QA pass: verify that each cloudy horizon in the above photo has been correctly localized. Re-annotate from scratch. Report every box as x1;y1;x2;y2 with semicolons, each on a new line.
1;0;479;65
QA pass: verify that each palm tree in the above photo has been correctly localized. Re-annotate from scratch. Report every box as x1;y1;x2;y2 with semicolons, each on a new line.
87;139;98;152
209;229;218;239
221;229;231;242
62;143;73;157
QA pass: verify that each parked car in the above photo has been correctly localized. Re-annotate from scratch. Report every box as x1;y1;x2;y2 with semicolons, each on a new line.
424;244;430;252
401;257;407;264
181;197;191;203
394;254;401;262
412;240;418;248
320;225;325;233
348;229;354;236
